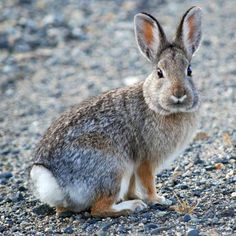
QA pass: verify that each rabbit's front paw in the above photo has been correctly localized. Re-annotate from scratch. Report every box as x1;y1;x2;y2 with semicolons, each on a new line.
132;200;148;212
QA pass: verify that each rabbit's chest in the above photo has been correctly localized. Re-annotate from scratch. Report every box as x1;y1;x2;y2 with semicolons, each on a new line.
143;113;198;167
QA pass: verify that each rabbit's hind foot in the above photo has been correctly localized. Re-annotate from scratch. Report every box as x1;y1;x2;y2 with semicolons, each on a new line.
91;196;147;217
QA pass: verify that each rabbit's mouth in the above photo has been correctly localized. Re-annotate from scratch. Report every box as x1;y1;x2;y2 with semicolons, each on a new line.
158;96;199;114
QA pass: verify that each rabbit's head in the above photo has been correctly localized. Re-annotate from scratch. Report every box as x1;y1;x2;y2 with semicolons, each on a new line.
134;7;202;115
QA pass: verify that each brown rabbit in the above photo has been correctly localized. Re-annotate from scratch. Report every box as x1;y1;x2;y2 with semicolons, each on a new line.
30;6;202;217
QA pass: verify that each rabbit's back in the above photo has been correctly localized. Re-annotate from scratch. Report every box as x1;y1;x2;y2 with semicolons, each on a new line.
33;82;145;167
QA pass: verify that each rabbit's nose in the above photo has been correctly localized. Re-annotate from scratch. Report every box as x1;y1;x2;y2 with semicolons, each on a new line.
173;87;186;98
170;94;187;103
171;88;187;103
171;86;187;103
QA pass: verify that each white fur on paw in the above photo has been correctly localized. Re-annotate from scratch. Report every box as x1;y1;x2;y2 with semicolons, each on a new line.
131;200;148;212
112;200;147;212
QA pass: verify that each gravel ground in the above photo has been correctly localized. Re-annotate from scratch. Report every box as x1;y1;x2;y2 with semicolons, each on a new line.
0;0;236;235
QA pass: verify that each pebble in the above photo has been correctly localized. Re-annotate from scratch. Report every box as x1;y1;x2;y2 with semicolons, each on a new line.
0;225;6;233
63;226;74;234
144;223;159;230
150;204;169;211
101;222;115;231
231;192;236;198
220;208;234;217
183;214;191;222
32;204;54;216
18;186;27;192
10;192;24;202
0;173;13;182
187;229;199;236
178;184;189;190
95;230;107;236
0;179;8;185
0;34;9;49
205;166;215;171
150;227;170;235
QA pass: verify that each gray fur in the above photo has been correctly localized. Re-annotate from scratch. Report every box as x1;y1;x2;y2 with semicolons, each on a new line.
30;7;202;212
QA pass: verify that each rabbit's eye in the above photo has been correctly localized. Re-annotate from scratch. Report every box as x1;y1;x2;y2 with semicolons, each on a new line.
187;65;192;76
157;68;164;78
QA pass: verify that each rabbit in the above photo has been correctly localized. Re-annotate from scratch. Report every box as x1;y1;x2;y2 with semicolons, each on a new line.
30;6;202;217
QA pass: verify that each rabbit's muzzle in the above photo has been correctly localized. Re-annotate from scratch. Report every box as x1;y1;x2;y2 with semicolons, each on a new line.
161;81;199;113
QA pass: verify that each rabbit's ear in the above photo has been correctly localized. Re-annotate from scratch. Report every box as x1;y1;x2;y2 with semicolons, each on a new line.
134;13;167;62
175;7;202;59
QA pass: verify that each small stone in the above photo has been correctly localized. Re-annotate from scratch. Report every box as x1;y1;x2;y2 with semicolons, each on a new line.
63;226;74;234
150;227;169;235
183;214;191;222
214;163;225;170
187;229;199;236
0;34;9;49
10;192;24;202
223;132;233;146
57;210;73;218
0;172;13;179
192;190;201;197
0;179;7;185
205;166;215;171
214;158;229;165
32;204;54;216
141;212;152;219
150;203;169;211
231;192;236;198
18;186;27;192
220;208;234;217
95;230;106;236
118;225;127;234
0;225;6;233
194;158;205;165
178;184;189;190
145;223;158;230
83;212;90;217
101;222;114;231
156;211;168;217
226;170;234;179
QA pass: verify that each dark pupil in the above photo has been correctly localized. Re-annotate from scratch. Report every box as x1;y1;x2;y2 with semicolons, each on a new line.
187;65;192;76
157;68;163;78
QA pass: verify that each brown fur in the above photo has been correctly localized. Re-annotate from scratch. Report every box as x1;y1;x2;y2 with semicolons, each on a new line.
137;160;156;201
75;132;114;153
91;196;131;217
143;20;154;45
187;14;196;42
56;206;71;215
127;174;139;200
